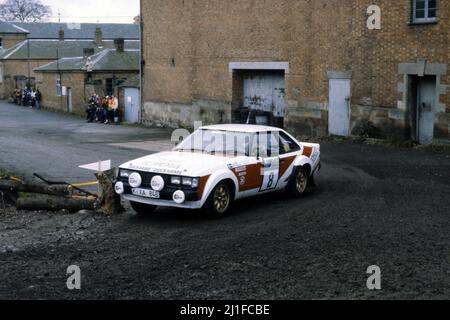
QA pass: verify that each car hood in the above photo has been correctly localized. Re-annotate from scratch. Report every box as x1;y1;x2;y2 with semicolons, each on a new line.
119;151;234;177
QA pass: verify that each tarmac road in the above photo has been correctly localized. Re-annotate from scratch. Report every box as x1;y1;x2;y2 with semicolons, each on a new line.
0;101;450;299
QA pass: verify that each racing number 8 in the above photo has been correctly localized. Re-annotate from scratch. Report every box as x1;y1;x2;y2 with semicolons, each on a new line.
267;172;275;189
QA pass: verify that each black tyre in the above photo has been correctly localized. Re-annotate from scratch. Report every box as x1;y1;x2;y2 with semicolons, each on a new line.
130;201;157;214
287;167;309;197
203;181;233;217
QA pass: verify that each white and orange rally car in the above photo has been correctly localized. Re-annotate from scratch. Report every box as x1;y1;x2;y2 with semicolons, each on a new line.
115;124;321;216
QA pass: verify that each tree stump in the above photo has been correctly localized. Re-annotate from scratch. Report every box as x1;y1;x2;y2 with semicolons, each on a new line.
95;169;123;215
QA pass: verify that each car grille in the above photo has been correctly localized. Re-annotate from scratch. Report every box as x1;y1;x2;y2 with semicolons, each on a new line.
119;171;198;191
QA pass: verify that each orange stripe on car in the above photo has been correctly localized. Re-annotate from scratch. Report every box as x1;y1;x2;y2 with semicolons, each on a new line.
279;156;296;178
197;175;211;199
303;146;313;158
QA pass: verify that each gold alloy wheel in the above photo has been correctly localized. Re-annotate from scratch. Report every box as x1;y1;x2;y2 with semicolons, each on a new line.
213;185;230;213
296;170;308;194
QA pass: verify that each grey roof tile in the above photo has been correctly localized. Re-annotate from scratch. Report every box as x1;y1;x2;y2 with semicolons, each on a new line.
0;20;29;34
12;22;139;39
34;49;139;72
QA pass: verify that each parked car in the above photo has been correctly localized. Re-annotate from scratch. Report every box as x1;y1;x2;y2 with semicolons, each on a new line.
115;124;321;216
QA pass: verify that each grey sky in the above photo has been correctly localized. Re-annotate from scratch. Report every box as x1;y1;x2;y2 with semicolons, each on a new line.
41;0;140;24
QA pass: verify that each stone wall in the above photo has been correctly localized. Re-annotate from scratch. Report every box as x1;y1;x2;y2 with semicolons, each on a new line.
0;59;52;99
0;33;27;49
39;71;138;116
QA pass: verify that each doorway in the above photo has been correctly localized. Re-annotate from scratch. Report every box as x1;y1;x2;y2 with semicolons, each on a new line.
124;88;140;123
408;75;436;144
328;79;351;136
232;70;286;128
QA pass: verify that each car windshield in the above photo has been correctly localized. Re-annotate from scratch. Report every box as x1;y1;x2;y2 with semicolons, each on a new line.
175;129;255;157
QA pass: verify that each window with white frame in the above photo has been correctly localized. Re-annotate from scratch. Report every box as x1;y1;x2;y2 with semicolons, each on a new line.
0;37;3;48
413;0;438;23
0;64;3;83
56;78;62;96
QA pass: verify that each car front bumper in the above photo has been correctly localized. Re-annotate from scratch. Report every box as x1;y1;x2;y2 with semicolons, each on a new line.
123;194;203;210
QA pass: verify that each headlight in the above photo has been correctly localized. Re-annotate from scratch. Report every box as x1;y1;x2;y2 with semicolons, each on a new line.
171;176;181;185
120;170;132;178
151;175;165;191
129;172;142;188
182;177;193;186
114;182;124;195
182;177;199;188
171;176;199;188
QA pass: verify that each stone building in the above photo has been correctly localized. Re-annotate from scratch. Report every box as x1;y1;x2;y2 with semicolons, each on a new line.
0;21;139;99
141;0;449;144
34;39;139;118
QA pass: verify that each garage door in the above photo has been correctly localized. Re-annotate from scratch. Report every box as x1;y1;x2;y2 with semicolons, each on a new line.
124;88;140;123
243;72;285;118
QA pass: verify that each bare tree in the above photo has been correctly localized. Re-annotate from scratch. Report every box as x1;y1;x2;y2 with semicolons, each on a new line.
0;0;52;22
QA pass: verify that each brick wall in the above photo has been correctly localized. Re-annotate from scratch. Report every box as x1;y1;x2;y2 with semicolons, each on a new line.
141;0;449;141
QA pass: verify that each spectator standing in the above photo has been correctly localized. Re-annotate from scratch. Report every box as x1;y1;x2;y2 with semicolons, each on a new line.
14;88;21;105
30;89;36;109
35;89;42;110
86;94;98;122
112;95;119;124
97;96;109;123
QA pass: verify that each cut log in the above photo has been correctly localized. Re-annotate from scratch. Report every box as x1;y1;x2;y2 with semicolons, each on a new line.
0;180;71;196
95;169;123;215
16;193;96;213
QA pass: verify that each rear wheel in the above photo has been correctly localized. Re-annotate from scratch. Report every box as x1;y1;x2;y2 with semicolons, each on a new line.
203;181;233;217
130;201;157;215
287;167;309;197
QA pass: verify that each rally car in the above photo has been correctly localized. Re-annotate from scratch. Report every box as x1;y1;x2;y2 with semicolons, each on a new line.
115;124;321;216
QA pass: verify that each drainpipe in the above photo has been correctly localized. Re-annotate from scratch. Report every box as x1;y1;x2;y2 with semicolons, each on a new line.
27;40;31;87
139;0;143;124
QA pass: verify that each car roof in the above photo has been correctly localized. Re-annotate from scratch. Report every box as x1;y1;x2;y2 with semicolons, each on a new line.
200;124;283;133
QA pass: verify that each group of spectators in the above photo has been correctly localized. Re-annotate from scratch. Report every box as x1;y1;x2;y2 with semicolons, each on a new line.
86;94;120;124
13;87;42;109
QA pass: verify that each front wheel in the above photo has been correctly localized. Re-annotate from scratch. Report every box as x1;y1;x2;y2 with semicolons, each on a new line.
130;201;157;215
203;182;233;217
286;167;309;197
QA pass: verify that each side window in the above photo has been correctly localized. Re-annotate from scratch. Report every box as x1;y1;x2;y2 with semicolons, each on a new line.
412;0;438;23
56;78;62;96
0;37;3;47
279;132;301;155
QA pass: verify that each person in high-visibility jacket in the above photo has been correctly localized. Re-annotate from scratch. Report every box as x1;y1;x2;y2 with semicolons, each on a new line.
106;95;119;124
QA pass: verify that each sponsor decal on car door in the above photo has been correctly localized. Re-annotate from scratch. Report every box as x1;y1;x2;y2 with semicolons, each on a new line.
260;157;280;191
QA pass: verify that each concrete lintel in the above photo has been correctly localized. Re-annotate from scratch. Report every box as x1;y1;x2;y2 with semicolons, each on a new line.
327;70;352;79
398;60;447;76
229;62;289;73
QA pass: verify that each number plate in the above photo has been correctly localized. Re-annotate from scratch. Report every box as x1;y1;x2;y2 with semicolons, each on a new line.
132;188;160;199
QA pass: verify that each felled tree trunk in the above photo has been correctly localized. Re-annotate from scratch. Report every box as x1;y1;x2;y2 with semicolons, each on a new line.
0;180;71;196
95;169;123;215
16;193;96;213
